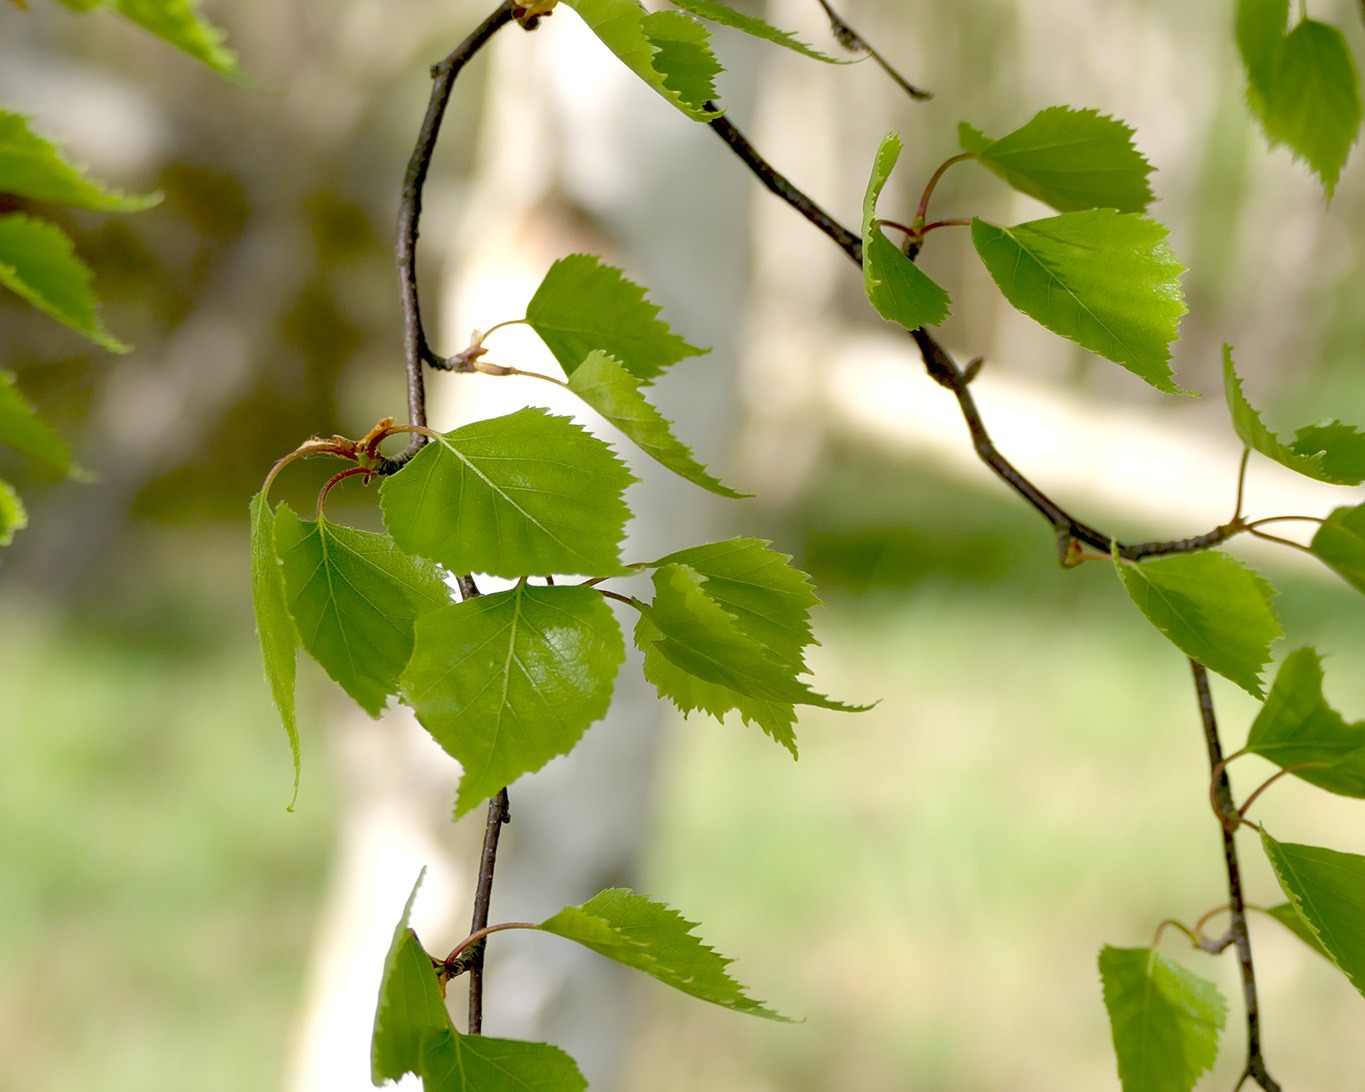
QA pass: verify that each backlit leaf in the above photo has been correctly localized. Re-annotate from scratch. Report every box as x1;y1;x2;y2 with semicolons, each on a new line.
274;505;451;717
524;254;705;382
0;371;71;475
1224;346;1365;484
371;872;448;1084
1245;648;1365;797
379;408;635;579
0;111;159;212
1264;902;1330;959
1099;946;1226;1092
1312;503;1365;596
0;213;128;352
958;106;1155;213
0;479;26;546
1262;831;1365;997
249;494;300;807
537;888;790;1020
114;0;240;76
665;0;840;62
971;211;1187;393
402;583;625;818
861;132;952;331
420;1028;587;1092
564;0;721;121
566;350;746;498
1113;550;1281;698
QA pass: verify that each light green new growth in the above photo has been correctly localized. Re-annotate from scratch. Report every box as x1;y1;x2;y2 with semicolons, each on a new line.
56;0;241;77
0;481;26;547
249;493;301;807
1311;503;1365;595
0;371;72;477
665;0;842;63
0;111;160;213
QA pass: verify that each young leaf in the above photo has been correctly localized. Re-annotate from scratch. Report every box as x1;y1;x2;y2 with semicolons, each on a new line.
113;0;241;77
1113;550;1281;698
420;1028;587;1092
1098;946;1227;1092
563;0;721;121
1236;0;1290;99
861;132;952;331
524;254;706;382
1311;503;1365;595
1224;347;1365;484
0;111;160;212
249;494;300;806
0;371;72;476
536;888;791;1020
1245;648;1365;798
566;350;747;498
402;584;625;819
379;408;635;579
971;211;1187;393
274;505;452;717
372;872;449;1084
0;213;128;352
664;0;841;62
0;479;27;547
958;106;1155;213
1264;902;1330;959
1261;830;1365;998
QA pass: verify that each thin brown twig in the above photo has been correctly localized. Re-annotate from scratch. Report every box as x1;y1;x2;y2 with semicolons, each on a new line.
814;0;933;100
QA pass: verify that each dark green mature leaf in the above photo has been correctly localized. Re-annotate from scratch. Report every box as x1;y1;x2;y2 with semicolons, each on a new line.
971;211;1187;393
1262;831;1365;997
0;480;26;546
0;213;128;352
402;584;625;818
1113;550;1281;698
1245;648;1365;797
372;872;449;1083
958;107;1155;213
274;505;451;717
249;495;301;805
1264;902;1331;959
1224;347;1365;484
537;888;791;1020
524;254;706;382
1312;503;1365;595
0;371;71;476
564;0;721;121
1099;946;1226;1092
665;0;840;62
861;132;952;331
379;408;635;579
566;351;746;498
0;111;159;212
421;1028;587;1092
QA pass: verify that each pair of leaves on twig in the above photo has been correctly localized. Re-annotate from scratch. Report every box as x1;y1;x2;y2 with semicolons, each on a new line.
864;107;1189;394
373;875;787;1092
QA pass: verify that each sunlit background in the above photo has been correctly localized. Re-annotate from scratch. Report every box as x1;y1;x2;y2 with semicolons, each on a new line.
3;1;1365;1090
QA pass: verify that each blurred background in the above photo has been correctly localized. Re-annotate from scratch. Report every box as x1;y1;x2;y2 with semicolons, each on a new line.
3;1;1365;1089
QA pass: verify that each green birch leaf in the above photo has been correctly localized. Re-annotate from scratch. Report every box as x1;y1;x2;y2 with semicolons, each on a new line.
402;584;625;819
664;0;841;62
1245;647;1365;797
0;371;71;475
274;505;452;717
564;0;721;121
524;254;706;383
379;408;635;579
1264;902;1331;959
1098;946;1227;1092
971;211;1187;393
1261;830;1365;997
1254;19;1362;197
1236;0;1290;99
249;494;301;806
0;111;159;212
1311;503;1365;595
536;888;791;1020
565;350;746;498
1224;346;1365;484
420;1028;587;1092
0;213;128;352
1113;550;1282;698
862;132;952;331
112;0;240;76
0;479;27;546
958;106;1155;213
371;871;449;1083
648;538;821;673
